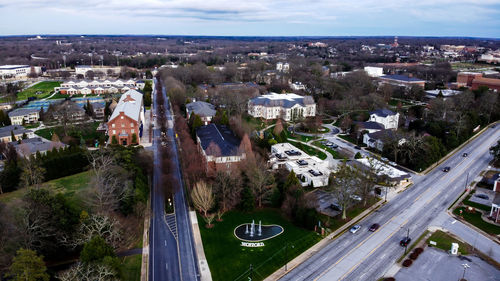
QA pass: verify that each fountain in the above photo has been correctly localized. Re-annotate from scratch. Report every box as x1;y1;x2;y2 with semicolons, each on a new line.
234;219;284;242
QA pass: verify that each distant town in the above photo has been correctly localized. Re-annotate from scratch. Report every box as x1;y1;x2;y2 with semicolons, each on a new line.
0;35;499;281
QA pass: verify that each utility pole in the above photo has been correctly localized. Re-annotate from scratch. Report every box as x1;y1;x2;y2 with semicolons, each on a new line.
461;263;470;280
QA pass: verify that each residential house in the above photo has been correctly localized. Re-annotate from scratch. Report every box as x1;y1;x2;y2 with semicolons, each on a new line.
186;101;216;125
290;81;306;91
107;89;144;145
354;158;412;187
50;100;86;122
195;124;245;173
363;129;402;151
9;137;66;158
0;125;34;142
248;92;316;121
354;121;385;135
489;178;500;223
378;74;425;88
8;108;39;125
92;103;105;120
55;79;144;95
369;109;399;129
269;142;330;187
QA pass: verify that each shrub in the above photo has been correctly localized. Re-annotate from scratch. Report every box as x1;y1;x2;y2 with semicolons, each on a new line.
402;259;413;267
383;278;396;281
354;152;362;159
409;252;419;260
414;247;424;254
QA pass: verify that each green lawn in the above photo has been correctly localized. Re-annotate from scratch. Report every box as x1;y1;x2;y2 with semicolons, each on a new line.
17;81;61;101
337;134;359;145
24;122;40;129
287;140;327;160
453;207;500;235
427;230;470;255
121;254;142;281
0;171;92;206
198;209;321;281
285;130;319;143
35;122;103;146
312;140;342;159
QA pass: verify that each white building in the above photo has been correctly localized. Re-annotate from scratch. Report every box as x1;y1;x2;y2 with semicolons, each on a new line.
0;65;42;79
75;65;121;77
276;62;290;73
369;109;399;130
8;108;40;125
55;79;144;95
248;92;316;121
364;66;384;77
269;143;330;187
290;81;306;91
356;157;411;187
425;89;461;99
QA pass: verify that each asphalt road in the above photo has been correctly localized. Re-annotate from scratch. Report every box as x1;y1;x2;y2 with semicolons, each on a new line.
280;125;500;281
149;79;199;281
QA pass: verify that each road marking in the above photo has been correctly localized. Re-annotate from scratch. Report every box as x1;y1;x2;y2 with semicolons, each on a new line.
338;218;409;281
451;220;457;224
313;216;397;281
165;240;167;246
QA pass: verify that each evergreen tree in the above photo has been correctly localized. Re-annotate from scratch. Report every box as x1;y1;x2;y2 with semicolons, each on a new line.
6;248;49;281
10;130;15;141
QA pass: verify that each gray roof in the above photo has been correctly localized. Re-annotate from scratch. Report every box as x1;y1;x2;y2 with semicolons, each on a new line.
186;101;216;118
9;137;66;156
355;121;384;130
0;125;32;138
8;108;39;117
493;193;500;206
370;108;397;117
109;90;143;122
367;129;396;141
196;124;241;157
381;74;425;82
249;93;315;108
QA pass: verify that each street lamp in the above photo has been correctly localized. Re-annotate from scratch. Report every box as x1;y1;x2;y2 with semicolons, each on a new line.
461;263;470;281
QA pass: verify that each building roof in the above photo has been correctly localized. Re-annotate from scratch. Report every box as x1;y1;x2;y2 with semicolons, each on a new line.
355;121;385;130
196;124;241;157
186;101;216;118
355;158;410;181
9;137;66;157
8;108;39;117
0;125;32;138
370;108;397;117
380;74;425;82
249;92;315;108
367;129;396;141
0;65;30;70
109;90;143;122
425;89;462;97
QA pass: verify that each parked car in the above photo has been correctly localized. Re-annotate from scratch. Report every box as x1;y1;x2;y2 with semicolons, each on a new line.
350;195;362;201
389;161;397;166
325;141;334;146
442;167;451;172
400;237;411;247
331;144;339;149
369;223;380;232
350;225;361;234
354;145;361;150
463;153;468;157
475;194;489;200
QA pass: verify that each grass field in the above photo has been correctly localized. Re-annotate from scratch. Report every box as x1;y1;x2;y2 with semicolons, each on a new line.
17;81;61;101
198;209;321;281
121;254;142;281
338;134;359;145
453;207;500;235
0;171;92;206
427;230;470;255
35;122;103;145
287;140;327;160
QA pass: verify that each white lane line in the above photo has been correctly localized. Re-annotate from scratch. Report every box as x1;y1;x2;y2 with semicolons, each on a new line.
165;240;167;246
451;220;457;224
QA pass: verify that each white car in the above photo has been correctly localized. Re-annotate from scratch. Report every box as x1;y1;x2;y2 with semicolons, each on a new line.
350;195;362;201
350;225;361;234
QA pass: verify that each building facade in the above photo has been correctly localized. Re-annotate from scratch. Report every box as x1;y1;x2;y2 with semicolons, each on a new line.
378;74;425;88
0;125;35;143
55;79;144;95
0;65;42;79
8;108;40;125
248;92;316;121
369;109;399;129
107;90;144;145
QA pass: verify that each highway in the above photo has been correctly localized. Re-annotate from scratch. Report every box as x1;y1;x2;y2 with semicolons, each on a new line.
280;125;500;281
149;78;199;281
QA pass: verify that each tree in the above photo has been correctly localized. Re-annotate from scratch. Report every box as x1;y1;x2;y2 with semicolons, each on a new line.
239;186;255;212
131;133;137;144
191;181;214;217
19;155;46;188
356;157;383;207
80;236;115;263
273;119;284;136
327;162;360;220
490;140;500;166
246;159;274;208
10;130;15;141
6;248;49;281
111;135;118;145
214;171;242;214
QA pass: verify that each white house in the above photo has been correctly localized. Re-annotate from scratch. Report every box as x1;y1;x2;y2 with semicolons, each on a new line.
369;109;399;130
364;66;384;77
363;129;405;152
290;81;306;91
56;79;144;95
276;62;290;73
248;92;316;121
8;108;40;125
0;65;42;79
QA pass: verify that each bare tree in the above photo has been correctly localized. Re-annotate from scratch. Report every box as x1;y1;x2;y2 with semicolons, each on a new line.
19;155;46;189
57;262;118;281
61;213;122;249
356;157;383;207
327;162;360;220
245;159;274;208
191;181;214;217
214;171;242;215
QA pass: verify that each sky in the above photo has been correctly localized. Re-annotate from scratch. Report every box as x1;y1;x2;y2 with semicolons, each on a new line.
0;0;500;38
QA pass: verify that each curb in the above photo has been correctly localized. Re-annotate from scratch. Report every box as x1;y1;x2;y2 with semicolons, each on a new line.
190;211;212;281
141;197;151;281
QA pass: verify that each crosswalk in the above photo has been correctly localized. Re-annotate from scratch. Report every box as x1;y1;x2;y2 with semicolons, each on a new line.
165;213;178;240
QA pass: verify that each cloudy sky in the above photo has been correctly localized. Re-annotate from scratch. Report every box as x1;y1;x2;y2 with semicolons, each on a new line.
0;0;499;37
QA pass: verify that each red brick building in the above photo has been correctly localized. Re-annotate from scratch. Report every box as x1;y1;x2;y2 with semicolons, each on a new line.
457;72;483;87
107;90;144;145
471;77;500;91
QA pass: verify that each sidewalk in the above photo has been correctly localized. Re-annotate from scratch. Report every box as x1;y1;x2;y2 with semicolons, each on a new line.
140;109;152;148
190;211;212;281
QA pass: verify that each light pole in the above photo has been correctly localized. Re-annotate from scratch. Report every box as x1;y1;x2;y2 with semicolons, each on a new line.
461;263;470;280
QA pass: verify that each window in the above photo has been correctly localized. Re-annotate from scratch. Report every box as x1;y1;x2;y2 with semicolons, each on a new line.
121;124;125;127
121;116;124;119
122;130;125;134
130;123;134;127
131;129;135;133
112;124;115;128
112;130;116;134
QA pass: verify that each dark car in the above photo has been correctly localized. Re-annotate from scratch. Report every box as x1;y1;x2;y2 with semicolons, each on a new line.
475;194;489;200
354;146;361;150
369;223;380;232
400;237;411;247
442;167;450;172
463;153;468;157
330;203;342;211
